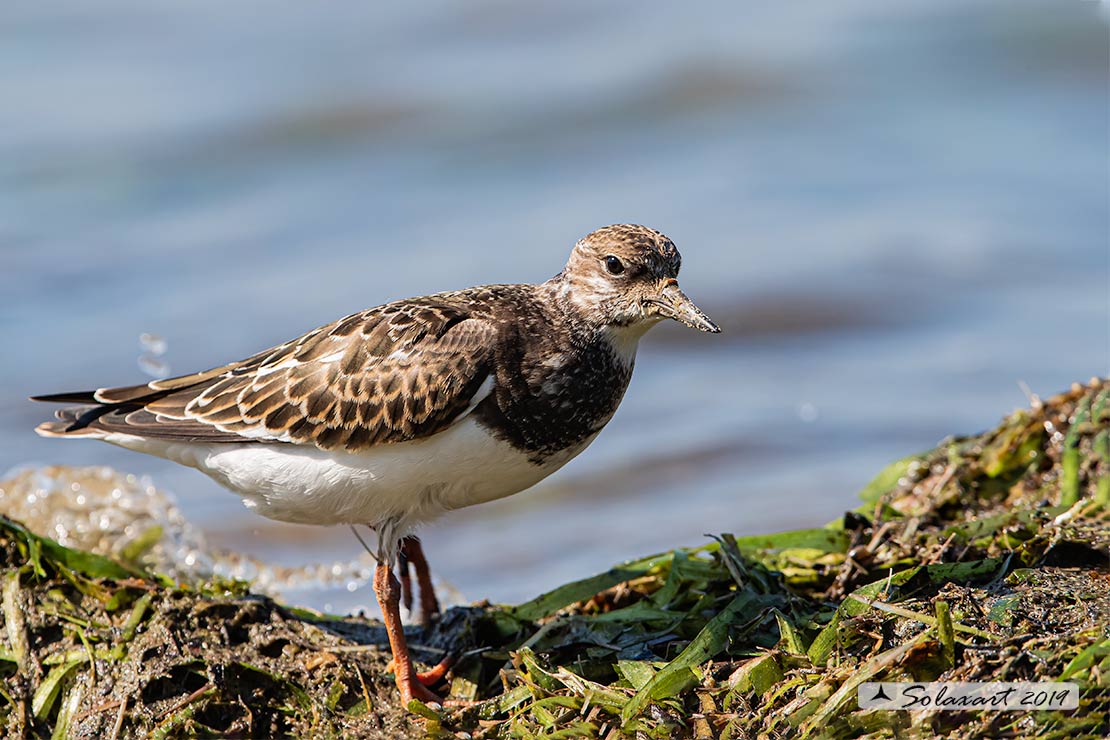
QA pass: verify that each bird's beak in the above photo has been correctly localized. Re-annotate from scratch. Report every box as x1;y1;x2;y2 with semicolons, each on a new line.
644;280;721;333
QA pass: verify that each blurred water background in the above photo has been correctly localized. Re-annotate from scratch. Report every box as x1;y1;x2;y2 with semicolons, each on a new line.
2;0;1107;613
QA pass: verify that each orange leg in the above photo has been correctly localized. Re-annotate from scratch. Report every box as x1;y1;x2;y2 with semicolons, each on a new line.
400;537;441;628
373;561;441;705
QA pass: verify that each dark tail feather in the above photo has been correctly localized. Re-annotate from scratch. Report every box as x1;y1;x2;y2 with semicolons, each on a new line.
31;389;139;435
36;405;99;437
30;391;100;404
34;403;134;437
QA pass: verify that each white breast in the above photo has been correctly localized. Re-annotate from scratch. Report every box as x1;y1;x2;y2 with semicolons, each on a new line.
100;416;593;536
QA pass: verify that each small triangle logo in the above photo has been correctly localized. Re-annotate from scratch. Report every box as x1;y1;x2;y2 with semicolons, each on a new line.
871;685;892;701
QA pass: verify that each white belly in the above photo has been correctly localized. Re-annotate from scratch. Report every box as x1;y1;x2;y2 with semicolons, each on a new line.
101;417;592;533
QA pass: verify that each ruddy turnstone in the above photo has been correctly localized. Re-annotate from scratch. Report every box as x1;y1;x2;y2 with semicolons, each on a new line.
32;224;719;706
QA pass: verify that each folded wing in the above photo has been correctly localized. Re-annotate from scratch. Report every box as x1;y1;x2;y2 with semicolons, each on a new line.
34;301;496;453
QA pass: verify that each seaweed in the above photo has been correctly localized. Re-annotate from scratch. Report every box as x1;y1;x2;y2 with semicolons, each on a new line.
2;379;1108;738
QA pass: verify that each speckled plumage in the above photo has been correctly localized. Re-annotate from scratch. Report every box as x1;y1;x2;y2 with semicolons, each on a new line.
34;284;626;461
33;223;719;707
35;225;715;468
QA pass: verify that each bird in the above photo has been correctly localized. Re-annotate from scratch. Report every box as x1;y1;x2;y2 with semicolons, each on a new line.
31;223;720;706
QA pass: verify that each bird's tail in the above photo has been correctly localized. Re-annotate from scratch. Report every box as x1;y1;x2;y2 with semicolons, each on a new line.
33;404;113;438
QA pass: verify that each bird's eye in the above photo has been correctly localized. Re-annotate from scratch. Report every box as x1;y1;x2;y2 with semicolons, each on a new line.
604;255;625;275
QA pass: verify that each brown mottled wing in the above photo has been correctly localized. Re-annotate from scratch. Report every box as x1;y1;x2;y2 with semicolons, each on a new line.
39;301;496;452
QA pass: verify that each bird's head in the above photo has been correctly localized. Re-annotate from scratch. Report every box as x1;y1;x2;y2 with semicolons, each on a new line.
551;224;720;337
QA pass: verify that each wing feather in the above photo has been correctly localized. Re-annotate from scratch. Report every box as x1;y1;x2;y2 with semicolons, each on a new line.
34;299;498;452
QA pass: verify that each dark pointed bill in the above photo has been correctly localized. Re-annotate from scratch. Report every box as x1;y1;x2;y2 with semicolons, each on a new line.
645;284;721;333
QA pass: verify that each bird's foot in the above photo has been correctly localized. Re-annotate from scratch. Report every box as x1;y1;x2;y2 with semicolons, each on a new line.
386;656;453;687
398;672;443;706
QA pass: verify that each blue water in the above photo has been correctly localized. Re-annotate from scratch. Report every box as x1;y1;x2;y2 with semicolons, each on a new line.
2;0;1107;610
